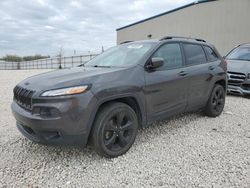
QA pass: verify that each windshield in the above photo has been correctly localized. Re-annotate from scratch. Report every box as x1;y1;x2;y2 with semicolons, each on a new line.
227;47;250;61
84;43;154;67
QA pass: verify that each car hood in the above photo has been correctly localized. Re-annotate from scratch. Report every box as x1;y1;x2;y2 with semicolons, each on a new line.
17;66;127;92
227;59;250;74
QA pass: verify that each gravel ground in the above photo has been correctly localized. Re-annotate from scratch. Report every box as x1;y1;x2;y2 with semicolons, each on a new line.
0;70;249;188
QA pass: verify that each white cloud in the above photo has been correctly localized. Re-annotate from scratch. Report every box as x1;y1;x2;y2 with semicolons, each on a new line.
37;0;47;6
0;0;193;56
45;25;55;29
70;1;81;8
49;15;67;22
0;40;8;43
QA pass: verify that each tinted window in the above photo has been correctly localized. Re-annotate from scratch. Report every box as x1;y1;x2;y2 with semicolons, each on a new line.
183;44;206;65
152;43;183;69
227;47;250;61
204;46;218;62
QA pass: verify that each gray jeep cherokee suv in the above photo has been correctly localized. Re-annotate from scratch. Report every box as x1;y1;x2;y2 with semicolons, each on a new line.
11;36;227;157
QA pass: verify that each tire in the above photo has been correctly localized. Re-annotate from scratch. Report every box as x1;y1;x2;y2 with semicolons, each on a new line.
90;102;139;158
204;84;225;117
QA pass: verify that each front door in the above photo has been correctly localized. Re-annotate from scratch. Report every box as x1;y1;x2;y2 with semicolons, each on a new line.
144;42;189;122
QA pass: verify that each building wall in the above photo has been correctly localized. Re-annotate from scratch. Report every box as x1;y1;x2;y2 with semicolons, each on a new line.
117;0;250;55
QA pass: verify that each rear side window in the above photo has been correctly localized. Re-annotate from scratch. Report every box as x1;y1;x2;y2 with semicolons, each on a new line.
204;46;218;62
183;43;206;65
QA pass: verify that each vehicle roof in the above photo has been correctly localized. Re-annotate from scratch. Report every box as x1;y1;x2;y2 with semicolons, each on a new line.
238;43;250;48
121;37;212;47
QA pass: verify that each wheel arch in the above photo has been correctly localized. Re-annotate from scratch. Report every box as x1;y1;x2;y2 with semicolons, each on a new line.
86;94;146;144
205;77;227;107
215;79;227;91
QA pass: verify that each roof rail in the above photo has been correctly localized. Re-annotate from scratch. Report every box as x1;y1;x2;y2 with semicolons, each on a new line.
160;36;206;43
120;41;134;44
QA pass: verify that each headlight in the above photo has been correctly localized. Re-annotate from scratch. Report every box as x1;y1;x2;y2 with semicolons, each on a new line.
41;85;88;97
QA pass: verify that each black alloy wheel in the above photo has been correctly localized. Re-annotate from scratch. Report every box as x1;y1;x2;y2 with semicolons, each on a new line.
205;84;225;117
212;87;224;113
91;102;138;158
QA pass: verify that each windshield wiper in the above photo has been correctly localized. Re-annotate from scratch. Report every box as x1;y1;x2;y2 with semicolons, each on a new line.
92;65;111;68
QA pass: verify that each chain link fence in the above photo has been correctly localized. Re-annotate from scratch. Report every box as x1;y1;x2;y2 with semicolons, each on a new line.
0;54;98;70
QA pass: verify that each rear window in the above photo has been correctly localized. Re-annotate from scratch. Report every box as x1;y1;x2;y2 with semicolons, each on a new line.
204;46;218;62
183;44;206;65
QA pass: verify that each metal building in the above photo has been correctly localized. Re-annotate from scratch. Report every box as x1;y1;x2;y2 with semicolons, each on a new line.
116;0;250;55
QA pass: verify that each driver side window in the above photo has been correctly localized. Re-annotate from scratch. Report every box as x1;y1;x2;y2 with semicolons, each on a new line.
152;43;183;70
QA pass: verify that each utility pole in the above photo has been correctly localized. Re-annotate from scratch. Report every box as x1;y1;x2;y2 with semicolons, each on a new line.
58;46;63;69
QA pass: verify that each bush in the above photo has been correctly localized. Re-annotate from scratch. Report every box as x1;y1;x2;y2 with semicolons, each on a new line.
2;54;50;62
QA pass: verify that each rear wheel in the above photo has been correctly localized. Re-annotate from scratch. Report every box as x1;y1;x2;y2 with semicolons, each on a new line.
204;84;225;117
90;102;138;158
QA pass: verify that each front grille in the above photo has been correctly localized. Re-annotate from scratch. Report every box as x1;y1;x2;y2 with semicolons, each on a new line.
242;84;250;91
13;86;35;111
227;71;246;86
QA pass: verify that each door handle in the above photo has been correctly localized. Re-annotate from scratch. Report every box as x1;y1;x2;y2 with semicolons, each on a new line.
178;71;188;76
209;66;215;70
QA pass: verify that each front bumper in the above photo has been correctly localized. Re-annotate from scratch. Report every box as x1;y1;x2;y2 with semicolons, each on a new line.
11;91;98;146
227;83;250;95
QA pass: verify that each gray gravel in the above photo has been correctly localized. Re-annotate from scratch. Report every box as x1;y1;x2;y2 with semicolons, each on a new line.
0;70;250;188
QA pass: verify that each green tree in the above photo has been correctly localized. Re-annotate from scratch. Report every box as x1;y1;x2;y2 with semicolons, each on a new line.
23;54;50;61
2;55;23;62
2;54;50;62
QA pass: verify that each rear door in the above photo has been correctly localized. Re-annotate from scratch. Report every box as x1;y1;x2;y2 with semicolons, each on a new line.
144;42;189;122
182;43;218;109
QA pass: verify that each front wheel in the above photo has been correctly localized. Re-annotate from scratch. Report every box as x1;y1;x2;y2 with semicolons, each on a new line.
90;102;139;158
204;84;226;117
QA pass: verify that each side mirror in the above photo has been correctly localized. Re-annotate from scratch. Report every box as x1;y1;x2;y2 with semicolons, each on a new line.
146;57;164;70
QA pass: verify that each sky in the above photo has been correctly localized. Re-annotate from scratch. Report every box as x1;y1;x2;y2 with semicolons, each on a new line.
0;0;194;57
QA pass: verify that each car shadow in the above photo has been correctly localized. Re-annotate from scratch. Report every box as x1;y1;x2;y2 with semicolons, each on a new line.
16;112;203;161
135;112;204;144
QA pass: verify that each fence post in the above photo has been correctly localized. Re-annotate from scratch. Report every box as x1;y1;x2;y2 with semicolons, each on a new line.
1;54;98;70
64;57;66;68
